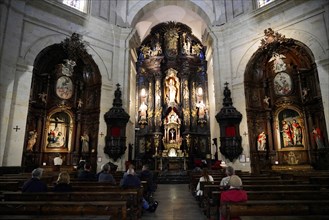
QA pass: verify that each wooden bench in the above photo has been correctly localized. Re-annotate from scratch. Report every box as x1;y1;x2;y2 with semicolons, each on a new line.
0;181;20;191
0;201;127;220
2;191;141;219
208;190;329;219
222;200;329;219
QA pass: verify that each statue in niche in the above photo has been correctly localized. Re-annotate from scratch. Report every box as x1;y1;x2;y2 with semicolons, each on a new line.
196;101;206;120
26;130;37;152
312;127;325;149
139;102;148;121
81;132;89;153
257;131;266;151
166;78;177;104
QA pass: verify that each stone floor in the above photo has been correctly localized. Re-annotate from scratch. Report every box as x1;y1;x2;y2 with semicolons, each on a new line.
141;184;329;220
141;184;207;220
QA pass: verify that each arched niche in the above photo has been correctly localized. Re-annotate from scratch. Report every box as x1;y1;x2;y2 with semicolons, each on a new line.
23;34;102;171
244;28;328;172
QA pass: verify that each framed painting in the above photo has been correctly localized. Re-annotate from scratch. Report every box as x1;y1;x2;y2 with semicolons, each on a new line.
45;111;73;152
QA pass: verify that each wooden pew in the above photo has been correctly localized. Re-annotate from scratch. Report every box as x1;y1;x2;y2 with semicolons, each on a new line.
3;191;141;220
208;190;329;219
0;201;127;220
0;181;20;192
222;200;329;219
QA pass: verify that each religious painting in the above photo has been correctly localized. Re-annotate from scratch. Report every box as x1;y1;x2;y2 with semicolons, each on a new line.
277;109;304;149
45;111;73;152
273;72;292;96
56;76;73;99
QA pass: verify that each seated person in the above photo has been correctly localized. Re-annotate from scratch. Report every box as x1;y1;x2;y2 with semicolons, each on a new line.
139;164;156;191
22;168;47;192
54;171;72;192
195;168;214;197
123;164;135;178
77;163;96;181
121;168;158;212
98;163;116;184
53;153;63;171
220;175;248;220
220;166;235;189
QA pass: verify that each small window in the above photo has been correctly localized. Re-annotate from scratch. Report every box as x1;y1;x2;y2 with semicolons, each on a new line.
258;0;275;8
63;0;87;12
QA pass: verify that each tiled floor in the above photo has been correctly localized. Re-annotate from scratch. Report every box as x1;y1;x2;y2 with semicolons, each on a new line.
141;184;207;220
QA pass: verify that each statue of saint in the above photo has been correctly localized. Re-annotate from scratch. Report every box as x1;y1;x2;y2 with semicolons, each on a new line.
81;132;89;153
139;102;148;120
27;131;37;151
167;79;177;103
257;132;266;151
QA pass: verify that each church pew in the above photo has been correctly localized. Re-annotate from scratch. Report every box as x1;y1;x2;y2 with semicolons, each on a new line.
221;200;329;220
189;174;282;192
0;201;127;220
0;181;21;192
207;190;329;219
3;191;142;220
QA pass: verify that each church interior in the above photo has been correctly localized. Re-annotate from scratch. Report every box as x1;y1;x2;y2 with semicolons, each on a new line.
0;0;329;219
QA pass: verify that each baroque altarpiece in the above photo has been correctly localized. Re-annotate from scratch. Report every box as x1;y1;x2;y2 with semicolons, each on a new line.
245;28;328;172
23;34;101;171
135;22;210;166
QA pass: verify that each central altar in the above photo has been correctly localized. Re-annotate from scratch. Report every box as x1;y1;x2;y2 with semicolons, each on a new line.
134;22;211;165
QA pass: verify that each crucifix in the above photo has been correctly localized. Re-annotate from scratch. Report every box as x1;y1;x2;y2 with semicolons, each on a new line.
100;132;104;137
13;125;20;132
243;131;248;137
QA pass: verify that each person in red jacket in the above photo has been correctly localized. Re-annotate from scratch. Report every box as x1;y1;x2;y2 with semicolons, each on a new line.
220;175;248;220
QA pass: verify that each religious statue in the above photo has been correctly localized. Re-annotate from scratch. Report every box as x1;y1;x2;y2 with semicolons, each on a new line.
81;132;89;153
196;101;206;119
139;102;148;121
257;131;266;151
77;99;83;108
312;127;325;149
26;130;37;152
38;92;47;104
269;52;286;73
166;78;177;104
263;96;270;107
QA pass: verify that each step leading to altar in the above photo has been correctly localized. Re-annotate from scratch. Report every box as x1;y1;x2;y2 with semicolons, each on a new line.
157;170;189;184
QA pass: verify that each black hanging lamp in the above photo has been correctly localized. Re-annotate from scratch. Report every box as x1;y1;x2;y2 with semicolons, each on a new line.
215;82;243;162
104;84;130;161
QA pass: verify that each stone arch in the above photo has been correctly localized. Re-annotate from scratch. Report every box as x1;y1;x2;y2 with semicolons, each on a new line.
23;34;109;81
23;34;102;171
244;29;328;172
129;0;213;28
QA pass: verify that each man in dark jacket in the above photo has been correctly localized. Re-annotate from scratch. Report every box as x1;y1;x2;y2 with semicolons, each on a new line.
78;163;96;181
139;164;156;200
22;168;47;192
121;168;158;212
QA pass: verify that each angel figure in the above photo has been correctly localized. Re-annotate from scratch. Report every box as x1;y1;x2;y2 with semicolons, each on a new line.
269;53;286;73
263;96;270;107
38;92;47;104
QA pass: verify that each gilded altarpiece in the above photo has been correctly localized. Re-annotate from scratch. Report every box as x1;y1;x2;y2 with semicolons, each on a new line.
244;28;328;172
23;34;101;171
135;22;210;168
